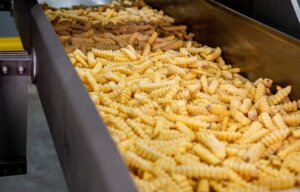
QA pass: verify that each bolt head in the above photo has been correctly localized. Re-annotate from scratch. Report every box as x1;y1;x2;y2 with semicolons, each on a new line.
1;66;8;74
18;65;24;74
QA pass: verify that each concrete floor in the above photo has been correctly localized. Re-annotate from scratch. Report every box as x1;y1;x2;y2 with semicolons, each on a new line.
0;12;68;192
0;85;68;192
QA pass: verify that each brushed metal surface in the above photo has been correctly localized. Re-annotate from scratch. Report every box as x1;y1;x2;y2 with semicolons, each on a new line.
146;0;300;98
31;3;137;192
0;75;27;176
0;75;27;157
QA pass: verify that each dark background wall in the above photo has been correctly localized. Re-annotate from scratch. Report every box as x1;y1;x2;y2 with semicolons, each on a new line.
216;0;300;39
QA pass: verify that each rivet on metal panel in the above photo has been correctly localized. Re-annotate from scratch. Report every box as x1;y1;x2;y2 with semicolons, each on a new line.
18;65;24;74
31;48;37;84
1;65;8;74
10;0;14;16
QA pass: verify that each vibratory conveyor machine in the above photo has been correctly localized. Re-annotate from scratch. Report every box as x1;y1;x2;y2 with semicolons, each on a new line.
0;0;300;191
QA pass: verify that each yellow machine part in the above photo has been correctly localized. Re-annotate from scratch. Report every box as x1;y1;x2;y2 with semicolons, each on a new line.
0;37;23;51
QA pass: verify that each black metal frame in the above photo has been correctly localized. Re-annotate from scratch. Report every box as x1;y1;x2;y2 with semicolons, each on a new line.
0;51;32;76
13;1;138;192
0;51;32;176
0;156;26;176
8;0;300;191
0;0;11;11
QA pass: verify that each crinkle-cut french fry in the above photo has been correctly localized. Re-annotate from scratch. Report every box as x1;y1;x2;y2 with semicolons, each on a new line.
221;70;233;80
284;113;300;126
247;106;258;121
155;157;176;171
200;130;241;142
104;70;120;82
125;151;153;171
281;100;298;112
282;153;300;173
223;159;258;178
91;62;102;74
106;115;138;138
174;153;201;166
128;32;140;45
73;29;94;38
197;132;226;160
71;36;95;45
175;122;195;141
257;95;271;113
220;84;248;97
87;51;96;67
85;72;100;92
259;112;277;130
240;128;269;144
239;98;252;114
257;172;295;190
277;140;300;158
174;56;197;67
147;31;158;45
196;179;209;192
139;80;176;92
135;141;166;161
45;1;300;191
73;49;88;67
157;129;186;140
272;113;288;129
207;104;228;116
261;128;290;147
120;47;137;60
231;110;251;126
244;143;265;163
149;87;170;99
161;25;187;31
173;164;230;180
193;144;220;165
167;64;186;75
232;78;244;88
93;36;116;45
89;92;99;105
170;174;193;192
206;47;222;61
135;176;169;192
92;48;118;59
255;82;266;101
207;79;219;95
187;104;209;115
262;141;283;158
120;88;132;104
291;127;300;138
269;85;292;105
162;40;184;51
200;75;208;93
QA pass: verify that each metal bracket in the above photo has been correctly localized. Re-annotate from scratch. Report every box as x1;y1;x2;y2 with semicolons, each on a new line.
0;50;37;177
0;50;37;83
